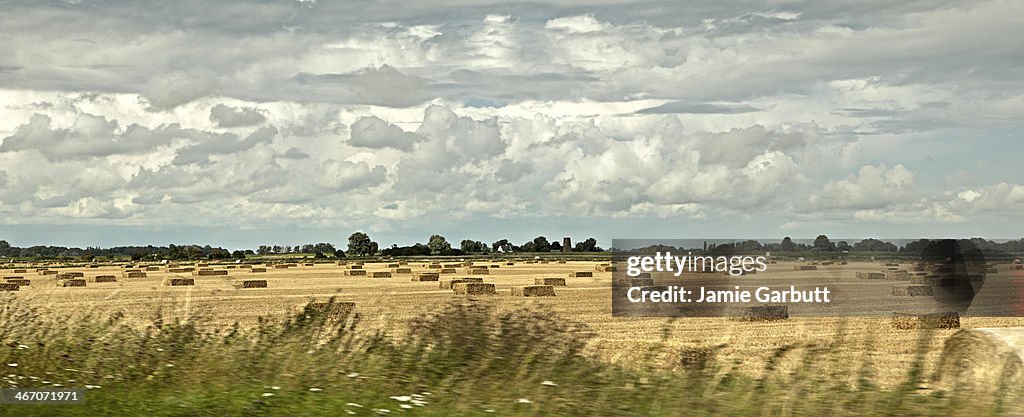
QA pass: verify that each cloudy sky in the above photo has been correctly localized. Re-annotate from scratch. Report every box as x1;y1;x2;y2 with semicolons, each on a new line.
1;0;1022;249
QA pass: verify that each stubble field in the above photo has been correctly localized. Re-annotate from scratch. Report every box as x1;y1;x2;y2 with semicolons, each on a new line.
4;259;1024;387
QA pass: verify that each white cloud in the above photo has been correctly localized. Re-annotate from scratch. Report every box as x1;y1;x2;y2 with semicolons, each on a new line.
209;104;267;128
810;164;915;210
348;116;421;150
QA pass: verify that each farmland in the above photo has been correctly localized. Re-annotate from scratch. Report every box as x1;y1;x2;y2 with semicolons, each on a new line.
4;258;1024;389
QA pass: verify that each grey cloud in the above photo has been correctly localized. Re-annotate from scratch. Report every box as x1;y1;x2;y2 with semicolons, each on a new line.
349;116;422;150
318;160;387;191
209;104;267;127
143;72;218;110
294;65;428;107
173;126;278;166
279;147;310;159
0;113;186;161
636;101;762;115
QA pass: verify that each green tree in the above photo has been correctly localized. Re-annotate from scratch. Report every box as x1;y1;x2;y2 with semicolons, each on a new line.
347;232;377;256
532;236;551;252
574;237;602;252
813;235;836;252
427;235;451;255
460;239;488;253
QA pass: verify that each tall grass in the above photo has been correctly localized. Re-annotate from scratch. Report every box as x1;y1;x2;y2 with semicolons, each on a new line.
0;295;1015;416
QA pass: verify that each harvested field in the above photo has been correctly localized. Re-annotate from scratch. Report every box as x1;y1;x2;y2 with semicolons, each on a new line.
6;259;1023;390
730;305;790;322
892;312;961;330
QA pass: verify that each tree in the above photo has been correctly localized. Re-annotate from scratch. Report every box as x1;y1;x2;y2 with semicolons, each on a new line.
813;235;836;252
836;241;851;252
574;237;602;252
779;237;797;251
532;236;551;252
460;239;488;253
551;241;562;251
492;239;513;253
427;235;452;255
853;238;897;252
231;250;246;259
347;232;377;256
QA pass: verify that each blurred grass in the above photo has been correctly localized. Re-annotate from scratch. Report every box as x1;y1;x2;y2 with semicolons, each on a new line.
0;295;1016;416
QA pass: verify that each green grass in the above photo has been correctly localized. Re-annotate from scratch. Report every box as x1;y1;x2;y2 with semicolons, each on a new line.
0;296;1016;416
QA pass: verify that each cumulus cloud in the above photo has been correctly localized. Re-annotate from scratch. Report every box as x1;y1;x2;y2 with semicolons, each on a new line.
209;104;267;127
0;113;183;160
318;160;387;191
809;164;915;210
143;72;218;110
348;116;421;150
0;1;1021;244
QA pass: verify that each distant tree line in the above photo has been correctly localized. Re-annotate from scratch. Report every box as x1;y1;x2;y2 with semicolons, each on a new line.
14;234;1015;260
633;236;1024;255
256;243;341;258
0;240;245;261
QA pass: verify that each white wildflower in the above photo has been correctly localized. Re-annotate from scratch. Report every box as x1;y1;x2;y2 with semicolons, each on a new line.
517;398;532;404
541;380;557;386
308;387;322;392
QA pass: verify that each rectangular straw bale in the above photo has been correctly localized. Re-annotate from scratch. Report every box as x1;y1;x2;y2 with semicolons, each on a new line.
452;282;496;295
412;272;439;282
92;275;117;283
235;280;268;289
511;285;556;297
535;277;566;286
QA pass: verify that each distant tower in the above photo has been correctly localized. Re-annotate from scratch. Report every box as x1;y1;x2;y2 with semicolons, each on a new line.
562;237;571;253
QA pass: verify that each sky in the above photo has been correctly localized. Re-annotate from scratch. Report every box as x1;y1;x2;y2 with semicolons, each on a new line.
0;0;1022;250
